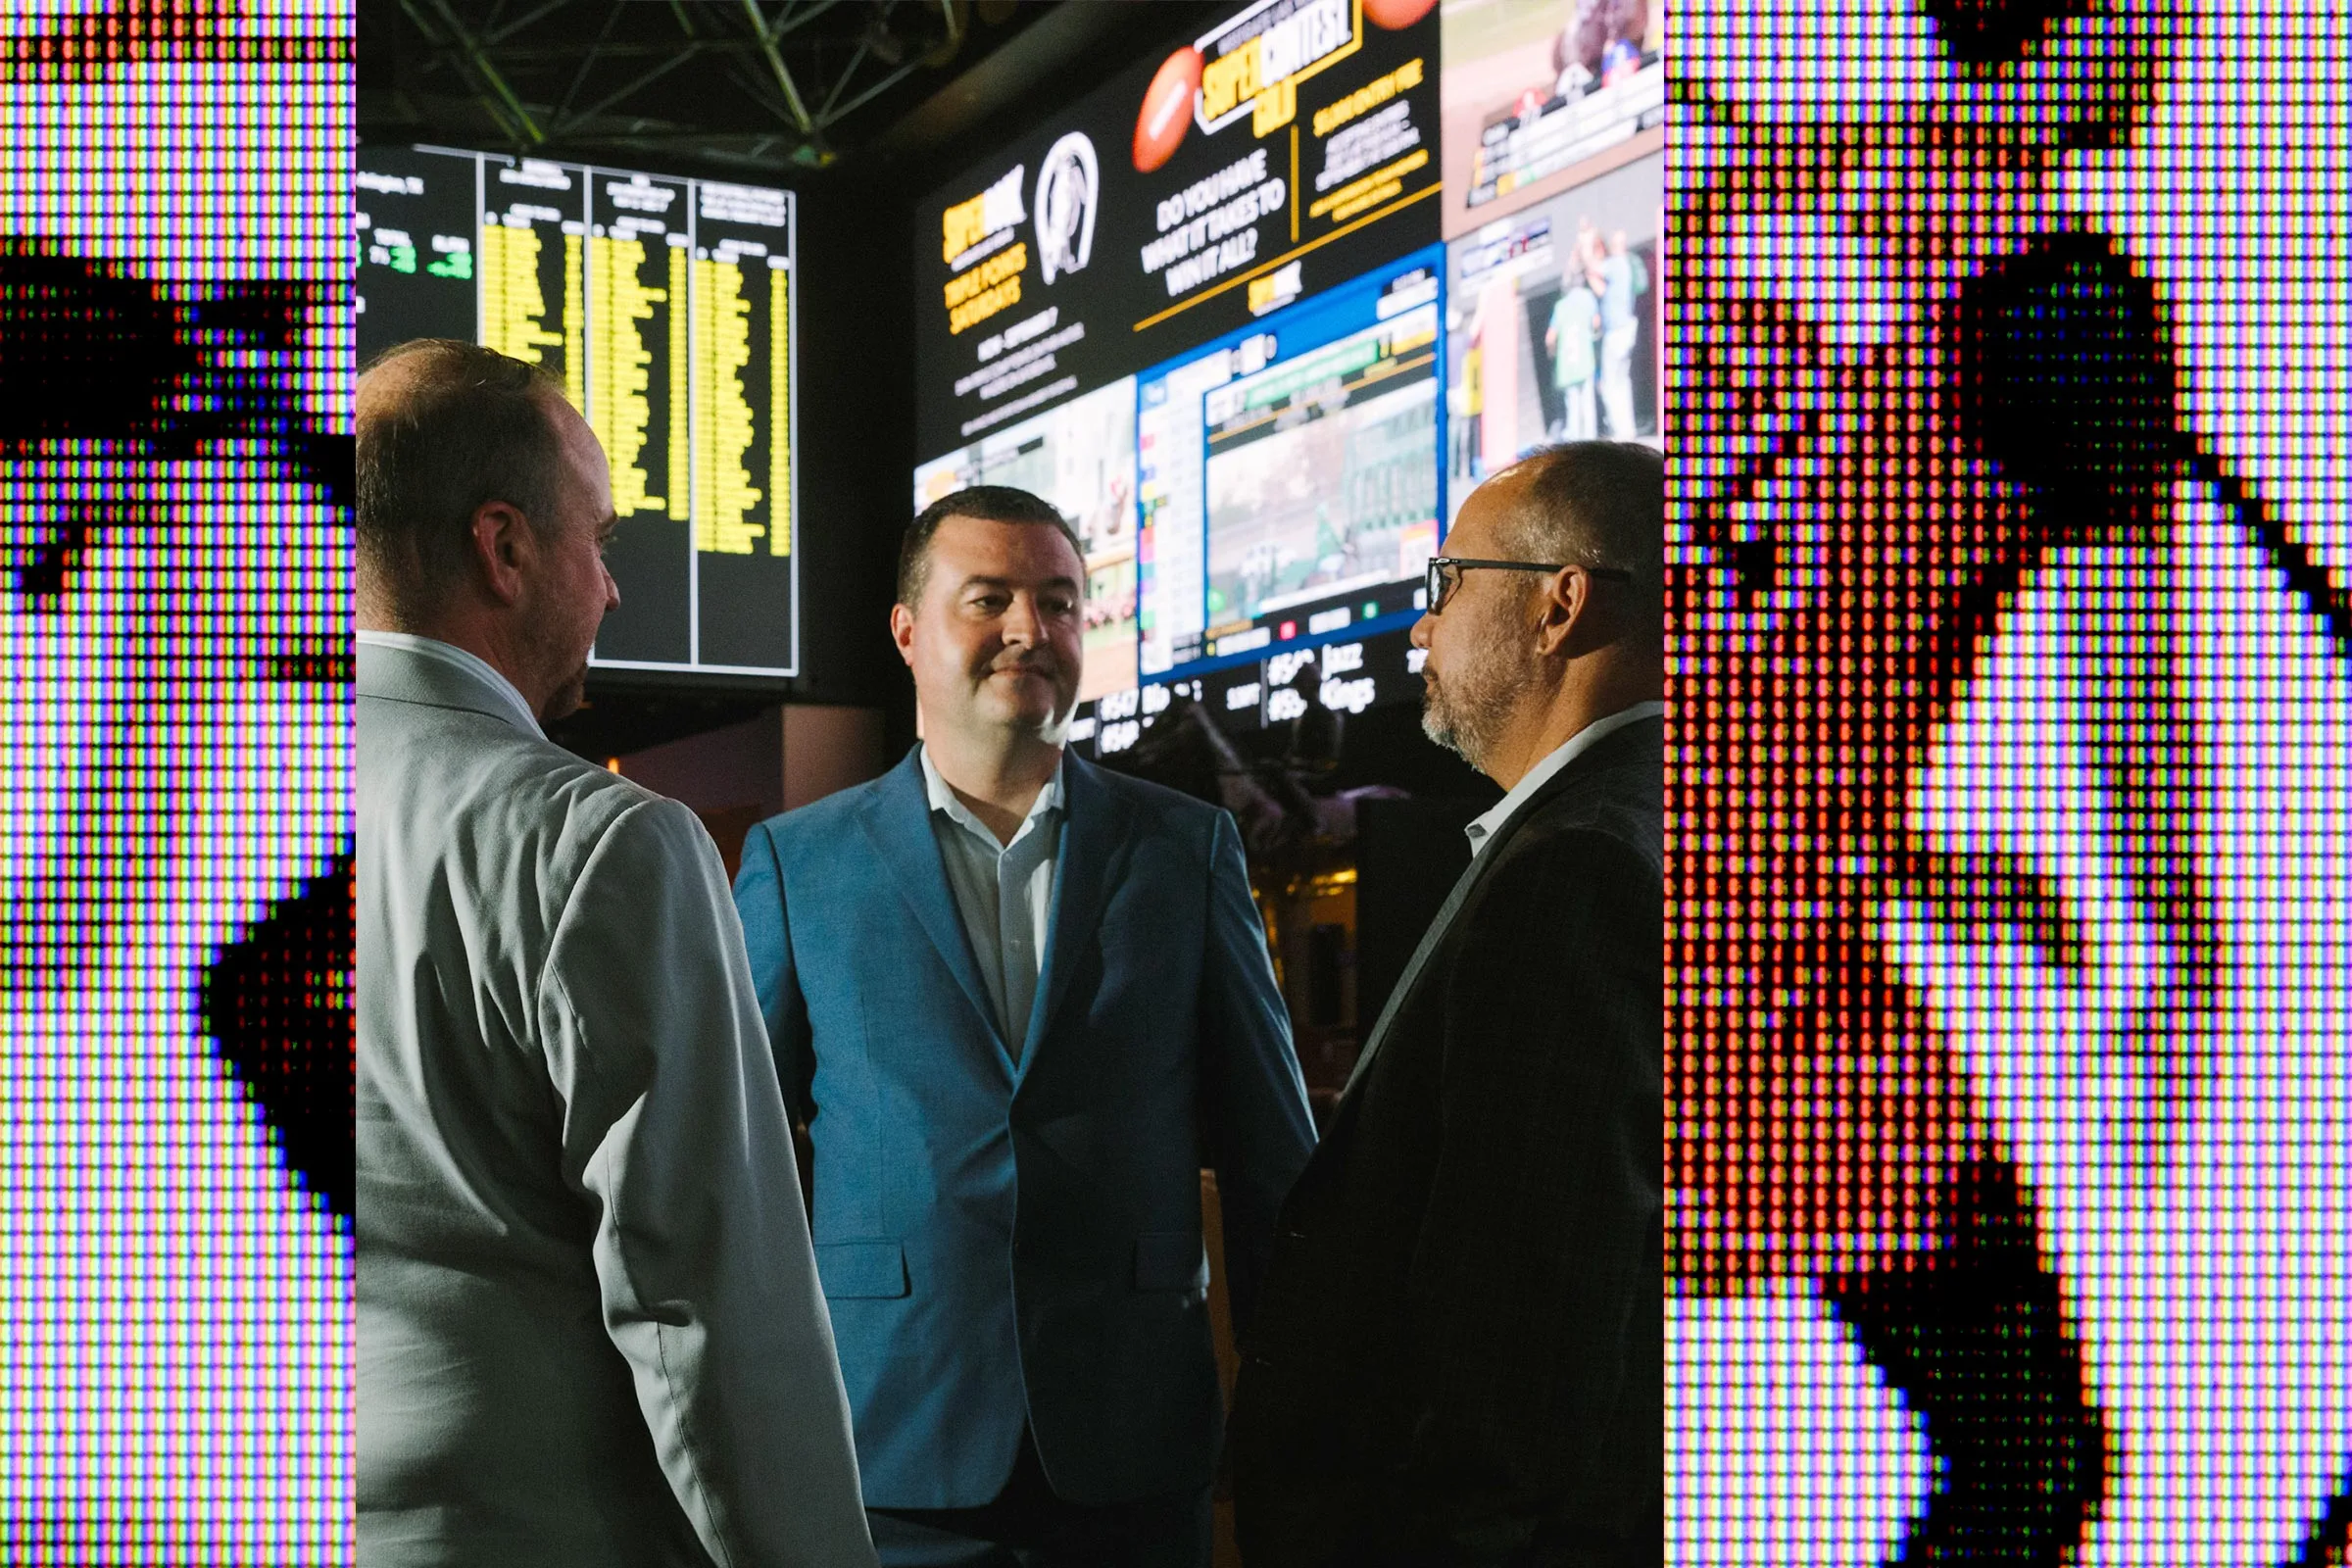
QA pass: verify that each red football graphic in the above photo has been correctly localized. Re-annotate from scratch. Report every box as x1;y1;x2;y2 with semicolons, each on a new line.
1362;0;1437;28
1133;47;1201;173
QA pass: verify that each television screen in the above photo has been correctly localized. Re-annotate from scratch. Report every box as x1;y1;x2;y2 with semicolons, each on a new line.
1439;0;1663;239
1139;251;1445;681
1444;151;1659;522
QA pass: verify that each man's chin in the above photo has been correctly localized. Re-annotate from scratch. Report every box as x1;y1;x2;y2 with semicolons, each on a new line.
998;699;1074;737
1420;708;1467;761
542;667;589;724
975;674;1077;727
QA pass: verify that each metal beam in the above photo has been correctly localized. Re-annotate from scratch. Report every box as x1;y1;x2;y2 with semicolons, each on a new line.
739;0;817;136
545;39;717;141
416;0;545;144
814;37;870;122
481;0;576;48
554;0;629;125
815;55;926;131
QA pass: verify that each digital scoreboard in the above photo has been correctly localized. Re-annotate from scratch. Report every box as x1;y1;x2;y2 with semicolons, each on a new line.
357;145;799;678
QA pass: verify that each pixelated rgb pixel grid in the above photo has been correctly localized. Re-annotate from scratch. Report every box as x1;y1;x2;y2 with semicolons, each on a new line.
0;1;352;1561
1667;0;2351;1561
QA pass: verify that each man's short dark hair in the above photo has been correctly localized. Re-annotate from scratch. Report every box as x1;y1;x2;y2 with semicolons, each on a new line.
1502;440;1663;606
356;338;571;628
898;485;1086;607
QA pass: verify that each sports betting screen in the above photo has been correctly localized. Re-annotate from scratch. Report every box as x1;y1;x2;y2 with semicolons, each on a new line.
910;0;1668;753
911;0;1451;733
357;145;799;678
1138;252;1443;678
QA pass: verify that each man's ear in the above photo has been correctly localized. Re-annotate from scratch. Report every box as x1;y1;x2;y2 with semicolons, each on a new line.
467;500;534;607
890;602;918;667
1536;566;1592;658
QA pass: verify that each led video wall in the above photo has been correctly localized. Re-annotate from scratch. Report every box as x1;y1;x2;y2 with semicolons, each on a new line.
1670;0;2352;1562
357;146;799;677
911;0;1663;750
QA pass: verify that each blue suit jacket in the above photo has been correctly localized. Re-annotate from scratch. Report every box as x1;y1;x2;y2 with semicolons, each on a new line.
733;747;1316;1509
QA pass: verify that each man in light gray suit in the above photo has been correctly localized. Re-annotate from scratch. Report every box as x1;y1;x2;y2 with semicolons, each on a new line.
355;338;875;1568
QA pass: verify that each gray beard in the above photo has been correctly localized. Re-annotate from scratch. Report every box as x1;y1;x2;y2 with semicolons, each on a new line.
1419;641;1528;774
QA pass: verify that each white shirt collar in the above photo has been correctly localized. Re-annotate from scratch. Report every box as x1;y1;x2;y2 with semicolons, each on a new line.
1464;700;1665;858
356;629;546;739
920;744;1065;852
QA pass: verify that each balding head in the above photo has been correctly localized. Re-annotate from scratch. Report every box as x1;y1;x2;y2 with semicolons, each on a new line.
1410;440;1663;785
356;339;618;722
1491;440;1663;641
356;339;573;630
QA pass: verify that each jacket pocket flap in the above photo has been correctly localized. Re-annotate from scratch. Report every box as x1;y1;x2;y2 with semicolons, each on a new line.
815;1241;908;1298
1134;1231;1206;1293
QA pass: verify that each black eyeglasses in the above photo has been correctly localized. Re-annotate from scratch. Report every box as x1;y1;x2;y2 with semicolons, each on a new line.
1425;556;1633;613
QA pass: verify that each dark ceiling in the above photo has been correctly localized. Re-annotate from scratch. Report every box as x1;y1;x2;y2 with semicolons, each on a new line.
358;0;1230;192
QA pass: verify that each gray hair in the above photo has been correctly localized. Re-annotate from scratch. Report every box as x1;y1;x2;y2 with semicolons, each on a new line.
356;338;571;629
1497;440;1664;599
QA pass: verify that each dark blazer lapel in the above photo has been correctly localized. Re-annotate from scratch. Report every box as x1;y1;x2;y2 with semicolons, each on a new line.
1342;849;1492;1095
1017;754;1133;1078
1341;715;1663;1094
858;750;1009;1058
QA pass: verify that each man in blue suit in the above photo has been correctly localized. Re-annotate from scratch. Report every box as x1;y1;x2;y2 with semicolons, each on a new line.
734;484;1317;1567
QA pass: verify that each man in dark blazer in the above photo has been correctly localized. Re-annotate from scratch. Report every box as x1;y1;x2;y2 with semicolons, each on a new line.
1231;442;1664;1567
734;485;1317;1568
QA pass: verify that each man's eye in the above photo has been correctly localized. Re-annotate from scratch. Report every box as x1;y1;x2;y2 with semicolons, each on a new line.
1043;597;1076;617
970;594;1008;612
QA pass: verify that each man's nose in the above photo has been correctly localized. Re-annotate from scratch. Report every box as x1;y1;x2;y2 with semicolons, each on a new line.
1001;591;1043;644
1409;610;1435;649
604;564;621;611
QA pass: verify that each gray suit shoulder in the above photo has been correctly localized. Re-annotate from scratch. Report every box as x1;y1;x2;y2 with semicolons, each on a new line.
362;691;691;887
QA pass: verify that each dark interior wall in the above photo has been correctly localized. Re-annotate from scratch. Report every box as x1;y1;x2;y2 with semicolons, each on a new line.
789;177;916;727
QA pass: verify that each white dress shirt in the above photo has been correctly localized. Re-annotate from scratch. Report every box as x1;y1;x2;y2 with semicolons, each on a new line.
1464;699;1667;858
355;628;544;738
921;745;1065;1055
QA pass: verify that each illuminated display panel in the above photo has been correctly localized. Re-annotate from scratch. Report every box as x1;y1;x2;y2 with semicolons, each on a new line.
1443;151;1657;527
1667;0;2352;1560
1138;251;1444;681
1;0;353;1554
357;146;798;678
1437;0;1662;240
911;0;1444;463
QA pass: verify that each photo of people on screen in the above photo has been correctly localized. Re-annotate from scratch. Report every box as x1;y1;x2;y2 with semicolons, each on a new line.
1201;303;1442;634
1440;0;1665;235
1447;159;1658;523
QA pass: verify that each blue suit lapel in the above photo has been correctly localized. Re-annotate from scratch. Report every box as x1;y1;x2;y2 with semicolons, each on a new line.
858;750;1011;1065
1016;755;1131;1080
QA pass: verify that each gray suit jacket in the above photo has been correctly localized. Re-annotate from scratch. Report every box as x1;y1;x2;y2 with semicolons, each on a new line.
357;640;875;1568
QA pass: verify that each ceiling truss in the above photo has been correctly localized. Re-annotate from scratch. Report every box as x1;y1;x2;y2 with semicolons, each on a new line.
379;0;981;170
